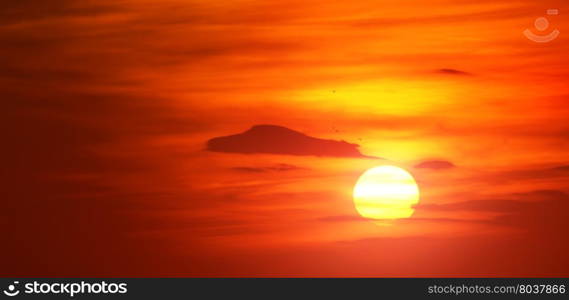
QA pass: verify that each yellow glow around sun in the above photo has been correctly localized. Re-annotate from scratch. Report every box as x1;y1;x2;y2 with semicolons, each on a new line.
290;79;452;115
353;165;420;220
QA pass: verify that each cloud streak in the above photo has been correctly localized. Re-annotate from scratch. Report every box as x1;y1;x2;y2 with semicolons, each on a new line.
414;160;455;170
231;163;305;173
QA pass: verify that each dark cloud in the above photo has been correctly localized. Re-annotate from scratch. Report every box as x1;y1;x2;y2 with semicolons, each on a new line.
1;87;212;276
297;189;569;277
327;233;568;277
486;165;569;184
322;190;569;232
436;68;472;76
318;215;364;223
318;214;482;224
550;165;569;172
231;163;305;173
417;199;532;213
207;125;376;158
0;1;120;25
415;190;569;234
511;189;569;201
417;190;568;211
414;160;455;170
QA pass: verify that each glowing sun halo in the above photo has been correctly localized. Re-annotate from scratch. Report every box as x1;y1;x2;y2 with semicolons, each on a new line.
353;165;420;220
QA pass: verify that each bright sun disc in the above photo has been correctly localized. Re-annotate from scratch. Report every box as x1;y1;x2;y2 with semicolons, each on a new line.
353;165;420;220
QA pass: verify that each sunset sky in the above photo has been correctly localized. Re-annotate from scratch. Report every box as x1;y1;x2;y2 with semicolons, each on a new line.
2;0;569;276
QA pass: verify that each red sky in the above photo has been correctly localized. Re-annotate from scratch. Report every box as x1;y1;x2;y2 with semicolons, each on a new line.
2;0;569;276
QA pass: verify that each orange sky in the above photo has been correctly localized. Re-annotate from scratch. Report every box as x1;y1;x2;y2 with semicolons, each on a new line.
2;0;569;276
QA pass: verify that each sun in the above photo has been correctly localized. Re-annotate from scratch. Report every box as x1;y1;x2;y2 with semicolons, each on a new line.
353;165;420;220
